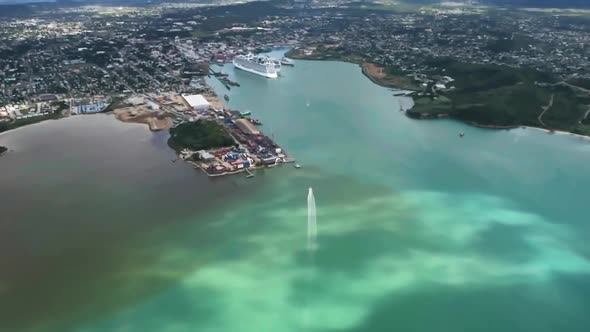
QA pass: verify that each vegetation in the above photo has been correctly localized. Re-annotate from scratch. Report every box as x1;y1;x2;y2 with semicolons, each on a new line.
286;47;363;64
0;111;61;134
0;146;7;155
168;120;234;152
407;61;590;135
287;48;419;90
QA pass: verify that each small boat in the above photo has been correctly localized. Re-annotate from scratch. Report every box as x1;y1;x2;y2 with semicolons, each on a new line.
459;132;465;138
248;118;262;125
273;59;282;70
281;57;295;66
294;164;301;169
246;173;255;178
224;94;230;101
240;110;251;116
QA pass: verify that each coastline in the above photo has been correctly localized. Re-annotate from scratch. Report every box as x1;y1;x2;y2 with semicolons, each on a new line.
360;63;418;91
404;107;590;140
0;116;62;136
288;47;590;140
407;111;590;140
113;108;174;131
521;125;590;140
170;79;296;177
287;49;416;91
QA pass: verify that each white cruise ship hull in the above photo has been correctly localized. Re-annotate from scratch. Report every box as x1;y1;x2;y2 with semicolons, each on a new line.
233;59;278;78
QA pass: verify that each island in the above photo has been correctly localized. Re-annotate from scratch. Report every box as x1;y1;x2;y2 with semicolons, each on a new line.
0;146;7;155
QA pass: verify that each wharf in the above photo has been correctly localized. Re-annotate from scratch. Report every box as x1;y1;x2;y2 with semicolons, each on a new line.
178;91;295;178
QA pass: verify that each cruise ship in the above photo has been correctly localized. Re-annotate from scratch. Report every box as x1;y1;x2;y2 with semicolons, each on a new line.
233;53;279;78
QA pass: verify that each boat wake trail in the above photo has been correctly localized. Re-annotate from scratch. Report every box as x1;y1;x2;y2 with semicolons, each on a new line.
303;187;318;331
307;187;317;251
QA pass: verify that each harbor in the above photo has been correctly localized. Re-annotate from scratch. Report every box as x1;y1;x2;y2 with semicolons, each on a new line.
3;47;590;332
117;89;296;178
107;50;296;178
175;52;296;177
178;99;297;177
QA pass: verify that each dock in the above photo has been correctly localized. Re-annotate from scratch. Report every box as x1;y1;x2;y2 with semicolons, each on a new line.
176;89;295;178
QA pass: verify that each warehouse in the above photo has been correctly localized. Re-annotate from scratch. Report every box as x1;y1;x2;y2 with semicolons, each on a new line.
182;94;210;111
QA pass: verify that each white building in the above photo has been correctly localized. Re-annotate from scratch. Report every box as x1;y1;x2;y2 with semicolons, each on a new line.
182;94;210;111
72;100;108;114
146;100;160;110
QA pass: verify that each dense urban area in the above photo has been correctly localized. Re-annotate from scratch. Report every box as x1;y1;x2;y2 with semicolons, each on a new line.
1;0;590;138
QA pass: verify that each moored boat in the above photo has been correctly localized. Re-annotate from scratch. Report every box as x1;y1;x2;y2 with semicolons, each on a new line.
280;57;295;66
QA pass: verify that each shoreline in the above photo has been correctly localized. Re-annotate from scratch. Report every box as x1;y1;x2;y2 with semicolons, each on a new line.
287;49;416;91
360;63;418;92
521;125;590;140
113;108;174;131
410;112;590;140
289;47;590;140
189;158;295;177
172;79;296;177
0;116;63;136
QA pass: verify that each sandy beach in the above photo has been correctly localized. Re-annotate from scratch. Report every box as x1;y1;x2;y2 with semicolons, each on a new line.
114;108;174;131
523;126;590;141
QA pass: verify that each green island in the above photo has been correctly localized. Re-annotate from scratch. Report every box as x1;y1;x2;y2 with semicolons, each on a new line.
287;48;590;136
167;120;234;152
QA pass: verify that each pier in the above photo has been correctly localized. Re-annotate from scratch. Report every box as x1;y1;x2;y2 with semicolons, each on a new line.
209;68;241;90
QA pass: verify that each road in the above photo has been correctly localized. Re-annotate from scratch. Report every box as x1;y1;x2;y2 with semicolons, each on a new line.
538;94;554;128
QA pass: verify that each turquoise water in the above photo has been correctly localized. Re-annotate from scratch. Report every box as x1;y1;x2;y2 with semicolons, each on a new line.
2;52;590;332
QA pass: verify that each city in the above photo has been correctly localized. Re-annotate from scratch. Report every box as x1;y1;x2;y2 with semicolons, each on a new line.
2;1;590;135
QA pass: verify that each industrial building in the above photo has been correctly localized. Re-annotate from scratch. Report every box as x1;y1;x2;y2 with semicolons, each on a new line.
234;118;260;135
71;99;109;114
182;94;210;111
197;150;215;162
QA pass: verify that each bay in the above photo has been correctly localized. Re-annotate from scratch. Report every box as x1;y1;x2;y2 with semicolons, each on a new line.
1;51;590;332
